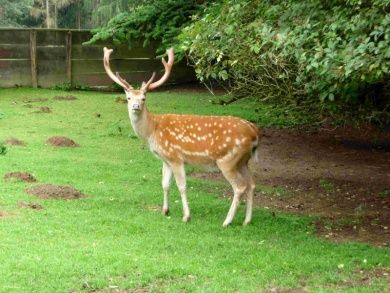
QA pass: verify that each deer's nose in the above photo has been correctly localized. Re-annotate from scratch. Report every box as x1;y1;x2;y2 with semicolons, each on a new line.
132;104;141;110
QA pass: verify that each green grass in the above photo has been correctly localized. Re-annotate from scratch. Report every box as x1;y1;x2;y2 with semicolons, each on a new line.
319;179;336;193
379;189;390;197
0;88;388;292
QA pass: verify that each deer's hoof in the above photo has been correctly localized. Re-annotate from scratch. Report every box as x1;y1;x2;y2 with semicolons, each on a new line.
182;215;191;223
243;220;251;226
222;220;232;228
162;208;169;216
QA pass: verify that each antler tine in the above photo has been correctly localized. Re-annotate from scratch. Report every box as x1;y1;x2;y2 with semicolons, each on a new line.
116;72;132;90
145;48;175;91
103;47;133;90
141;72;156;92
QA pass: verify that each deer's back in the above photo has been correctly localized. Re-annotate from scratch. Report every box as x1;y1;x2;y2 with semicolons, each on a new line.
149;114;260;165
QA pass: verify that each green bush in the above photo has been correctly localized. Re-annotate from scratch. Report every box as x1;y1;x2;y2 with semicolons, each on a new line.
179;0;390;123
89;0;390;124
86;0;207;58
52;82;92;91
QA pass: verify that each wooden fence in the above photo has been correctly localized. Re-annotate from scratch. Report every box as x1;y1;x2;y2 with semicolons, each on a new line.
0;28;195;88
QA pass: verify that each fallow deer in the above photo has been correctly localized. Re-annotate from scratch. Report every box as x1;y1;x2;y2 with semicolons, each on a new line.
103;47;262;227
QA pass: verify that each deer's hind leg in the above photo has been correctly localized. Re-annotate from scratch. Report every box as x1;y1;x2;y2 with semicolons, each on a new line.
217;160;249;227
240;164;255;225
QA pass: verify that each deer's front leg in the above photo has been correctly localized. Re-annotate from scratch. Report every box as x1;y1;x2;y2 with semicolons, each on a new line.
171;163;190;222
162;161;172;216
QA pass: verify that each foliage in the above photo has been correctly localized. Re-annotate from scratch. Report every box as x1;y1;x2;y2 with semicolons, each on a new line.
86;0;208;57
0;0;144;29
30;0;77;28
82;0;134;28
179;0;390;124
52;81;91;91
0;0;33;27
319;179;335;192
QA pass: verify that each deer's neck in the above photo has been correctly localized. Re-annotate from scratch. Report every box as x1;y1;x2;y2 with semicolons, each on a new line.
129;106;155;140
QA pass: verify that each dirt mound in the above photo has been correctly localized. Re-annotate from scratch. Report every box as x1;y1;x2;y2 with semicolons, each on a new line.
4;137;25;146
23;97;48;103
53;95;77;101
35;106;52;113
266;288;307;293
25;184;85;199
17;201;43;210
4;172;37;182
46;136;79;147
115;96;127;104
93;289;147;293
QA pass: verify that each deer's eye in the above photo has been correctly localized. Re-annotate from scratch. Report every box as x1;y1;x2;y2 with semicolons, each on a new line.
141;97;146;101
127;97;131;100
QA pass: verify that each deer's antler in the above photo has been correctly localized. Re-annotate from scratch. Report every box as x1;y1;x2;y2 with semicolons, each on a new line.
103;47;133;90
144;48;174;92
141;72;156;92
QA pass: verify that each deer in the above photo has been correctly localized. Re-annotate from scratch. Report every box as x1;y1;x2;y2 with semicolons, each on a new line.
103;47;262;227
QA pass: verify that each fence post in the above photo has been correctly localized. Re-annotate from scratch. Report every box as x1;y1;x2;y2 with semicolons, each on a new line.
65;31;72;86
30;30;37;88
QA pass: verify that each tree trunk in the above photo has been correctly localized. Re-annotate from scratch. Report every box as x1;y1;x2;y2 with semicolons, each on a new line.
54;3;57;28
46;0;50;28
76;0;81;29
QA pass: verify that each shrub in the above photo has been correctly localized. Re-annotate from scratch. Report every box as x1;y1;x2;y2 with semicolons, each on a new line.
89;0;390;124
179;0;390;123
86;0;208;58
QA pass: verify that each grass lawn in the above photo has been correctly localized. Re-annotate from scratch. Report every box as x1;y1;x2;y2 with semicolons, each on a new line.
0;88;388;292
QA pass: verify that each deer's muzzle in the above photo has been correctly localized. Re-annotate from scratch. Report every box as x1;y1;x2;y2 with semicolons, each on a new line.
132;104;141;111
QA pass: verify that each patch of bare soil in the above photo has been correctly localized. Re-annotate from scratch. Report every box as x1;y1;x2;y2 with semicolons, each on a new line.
46;136;79;147
23;97;48;103
53;95;77;101
25;184;85;199
93;289;148;293
35;106;52;113
142;204;161;212
89;275;195;293
265;288;307;293
192;126;390;247
17;201;43;210
4;137;25;146
322;267;390;290
4;172;37;182
252;127;390;247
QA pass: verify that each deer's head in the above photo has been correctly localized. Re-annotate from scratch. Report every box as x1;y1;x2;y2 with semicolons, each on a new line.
103;47;174;115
